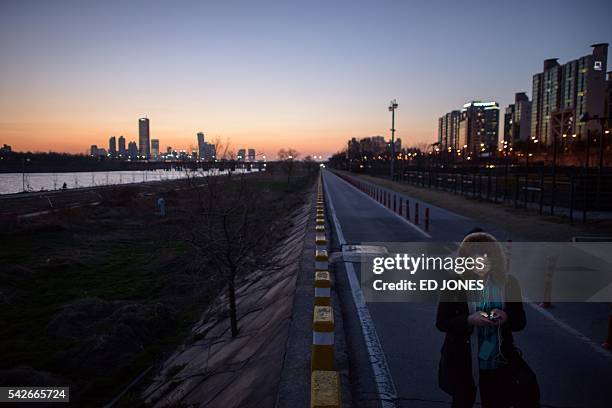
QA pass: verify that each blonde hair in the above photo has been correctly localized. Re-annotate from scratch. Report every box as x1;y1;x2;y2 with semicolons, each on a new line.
458;231;507;284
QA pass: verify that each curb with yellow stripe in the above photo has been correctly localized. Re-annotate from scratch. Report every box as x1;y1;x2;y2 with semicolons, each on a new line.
310;174;341;408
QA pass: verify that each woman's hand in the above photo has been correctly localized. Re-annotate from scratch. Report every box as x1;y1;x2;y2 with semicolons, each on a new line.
467;311;495;326
490;308;508;325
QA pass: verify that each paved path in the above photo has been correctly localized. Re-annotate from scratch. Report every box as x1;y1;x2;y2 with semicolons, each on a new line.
322;169;612;408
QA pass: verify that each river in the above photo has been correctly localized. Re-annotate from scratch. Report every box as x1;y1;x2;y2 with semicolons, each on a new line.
0;168;258;195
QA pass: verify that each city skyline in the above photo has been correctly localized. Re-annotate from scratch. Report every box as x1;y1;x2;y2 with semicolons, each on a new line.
1;0;611;157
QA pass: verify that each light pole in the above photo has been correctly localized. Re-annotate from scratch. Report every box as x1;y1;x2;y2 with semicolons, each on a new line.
389;99;398;180
21;157;30;192
580;112;608;209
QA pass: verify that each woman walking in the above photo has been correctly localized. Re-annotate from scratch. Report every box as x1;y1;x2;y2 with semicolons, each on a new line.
436;230;539;408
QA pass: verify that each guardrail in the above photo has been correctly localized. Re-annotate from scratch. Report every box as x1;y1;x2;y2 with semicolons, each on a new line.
335;171;432;234
310;174;341;408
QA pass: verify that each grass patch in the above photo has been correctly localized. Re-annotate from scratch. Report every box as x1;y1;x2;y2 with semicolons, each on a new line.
0;169;315;406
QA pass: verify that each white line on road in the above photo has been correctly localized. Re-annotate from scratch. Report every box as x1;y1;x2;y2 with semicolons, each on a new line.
323;170;399;408
335;171;612;360
332;172;432;239
526;302;612;362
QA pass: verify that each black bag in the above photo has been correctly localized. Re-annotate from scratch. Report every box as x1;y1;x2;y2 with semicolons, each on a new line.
506;348;540;408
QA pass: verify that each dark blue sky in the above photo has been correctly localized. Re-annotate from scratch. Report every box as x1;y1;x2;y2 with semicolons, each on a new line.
1;0;611;155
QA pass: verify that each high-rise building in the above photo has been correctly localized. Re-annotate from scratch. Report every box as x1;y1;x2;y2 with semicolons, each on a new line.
531;44;608;145
128;141;138;159
196;132;216;161
237;149;246;161
138;117;150;159
108;136;117;158
197;132;205;160
90;145;98;156
203;143;216;161
503;92;532;145
151;139;159;159
437;110;461;150
248;149;256;162
457;101;500;154
118;136;126;158
606;71;612;129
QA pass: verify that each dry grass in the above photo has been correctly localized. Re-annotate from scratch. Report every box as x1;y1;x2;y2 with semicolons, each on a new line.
0;169;316;406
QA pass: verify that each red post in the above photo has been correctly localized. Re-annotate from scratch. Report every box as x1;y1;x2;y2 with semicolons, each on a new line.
425;207;430;231
406;200;410;220
415;202;420;225
603;315;612;349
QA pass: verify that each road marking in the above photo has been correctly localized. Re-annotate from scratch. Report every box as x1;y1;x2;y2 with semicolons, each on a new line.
323;171;399;408
526;302;612;362
331;172;432;239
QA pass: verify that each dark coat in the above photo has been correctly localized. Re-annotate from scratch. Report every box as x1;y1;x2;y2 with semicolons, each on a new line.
436;275;526;396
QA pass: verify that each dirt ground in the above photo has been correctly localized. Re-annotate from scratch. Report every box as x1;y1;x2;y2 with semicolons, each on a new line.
0;169;316;406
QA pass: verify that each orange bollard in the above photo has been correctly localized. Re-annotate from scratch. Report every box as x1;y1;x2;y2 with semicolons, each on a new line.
506;239;513;273
539;256;556;308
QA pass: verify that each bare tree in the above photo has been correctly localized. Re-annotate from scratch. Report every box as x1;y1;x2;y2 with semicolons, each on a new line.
302;155;318;176
278;148;299;184
211;136;232;161
186;174;276;338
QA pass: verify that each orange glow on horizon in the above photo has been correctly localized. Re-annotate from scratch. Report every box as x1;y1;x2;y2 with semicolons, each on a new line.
0;117;435;159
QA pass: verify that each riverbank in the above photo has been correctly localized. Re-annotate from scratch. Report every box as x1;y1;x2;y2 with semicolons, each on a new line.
0;170;316;406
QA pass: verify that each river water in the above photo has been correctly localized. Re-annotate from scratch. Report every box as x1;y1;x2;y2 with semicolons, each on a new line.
0;168;258;195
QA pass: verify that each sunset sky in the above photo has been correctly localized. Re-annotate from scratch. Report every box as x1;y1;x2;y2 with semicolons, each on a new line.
1;0;611;158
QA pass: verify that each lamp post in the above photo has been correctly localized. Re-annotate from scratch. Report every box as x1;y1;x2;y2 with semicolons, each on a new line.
580;112;607;209
389;99;398;180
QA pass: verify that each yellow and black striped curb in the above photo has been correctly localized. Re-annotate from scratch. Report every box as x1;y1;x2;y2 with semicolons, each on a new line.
311;370;340;408
310;175;341;408
314;271;331;306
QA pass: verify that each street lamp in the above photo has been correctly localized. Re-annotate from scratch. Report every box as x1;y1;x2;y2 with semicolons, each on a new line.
580;112;608;209
388;99;398;180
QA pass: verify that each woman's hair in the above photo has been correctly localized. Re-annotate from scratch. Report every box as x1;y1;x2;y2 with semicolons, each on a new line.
457;231;507;284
